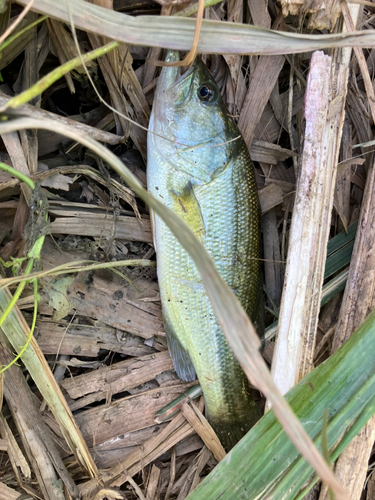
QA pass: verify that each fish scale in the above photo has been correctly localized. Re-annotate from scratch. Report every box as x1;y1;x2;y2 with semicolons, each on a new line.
147;51;262;450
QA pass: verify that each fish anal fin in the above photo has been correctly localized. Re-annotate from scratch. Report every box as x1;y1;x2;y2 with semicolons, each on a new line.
164;319;196;382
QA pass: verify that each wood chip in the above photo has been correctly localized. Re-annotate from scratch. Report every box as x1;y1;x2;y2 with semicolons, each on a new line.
75;383;194;448
146;464;161;500
181;402;225;462
250;139;295;165
61;351;173;401
258;183;284;214
0;482;21;500
50;213;152;242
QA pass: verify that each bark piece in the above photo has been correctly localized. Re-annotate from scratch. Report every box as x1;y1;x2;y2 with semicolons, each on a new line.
279;0;341;30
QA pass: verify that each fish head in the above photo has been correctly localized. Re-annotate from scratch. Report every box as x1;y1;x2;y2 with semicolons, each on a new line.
150;51;241;185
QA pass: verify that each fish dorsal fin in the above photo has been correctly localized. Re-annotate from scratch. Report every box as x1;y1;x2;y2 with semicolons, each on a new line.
164;316;196;382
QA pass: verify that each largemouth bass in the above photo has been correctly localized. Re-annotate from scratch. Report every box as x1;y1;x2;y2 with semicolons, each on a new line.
147;51;262;450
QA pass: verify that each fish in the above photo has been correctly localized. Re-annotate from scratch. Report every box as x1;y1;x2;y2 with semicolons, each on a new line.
147;51;262;451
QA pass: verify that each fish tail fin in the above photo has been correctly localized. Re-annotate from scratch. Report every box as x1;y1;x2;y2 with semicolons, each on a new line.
209;417;252;452
207;396;261;452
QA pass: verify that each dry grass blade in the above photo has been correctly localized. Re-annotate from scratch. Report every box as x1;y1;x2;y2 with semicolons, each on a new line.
0;0;36;46
154;0;204;67
14;0;375;54
0;287;99;479
0;91;122;144
340;2;375;125
0;334;79;499
181;401;225;462
0;114;347;499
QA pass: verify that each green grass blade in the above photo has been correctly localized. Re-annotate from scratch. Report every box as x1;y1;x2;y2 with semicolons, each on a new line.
323;221;357;279
320;268;348;307
324;241;354;279
326;221;357;257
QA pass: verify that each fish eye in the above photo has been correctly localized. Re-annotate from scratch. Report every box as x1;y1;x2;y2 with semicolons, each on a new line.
197;84;216;103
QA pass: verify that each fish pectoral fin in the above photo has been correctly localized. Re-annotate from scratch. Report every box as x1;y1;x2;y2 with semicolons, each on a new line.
171;183;205;240
149;209;158;253
164;320;196;382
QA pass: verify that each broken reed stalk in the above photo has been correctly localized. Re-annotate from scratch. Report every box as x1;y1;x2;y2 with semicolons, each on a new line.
269;49;345;398
269;0;360;401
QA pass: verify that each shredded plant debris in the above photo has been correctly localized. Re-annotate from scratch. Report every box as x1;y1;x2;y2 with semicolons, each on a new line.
0;1;375;499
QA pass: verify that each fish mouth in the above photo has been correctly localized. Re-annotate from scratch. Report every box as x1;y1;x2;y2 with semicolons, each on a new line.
157;51;198;93
169;64;195;89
